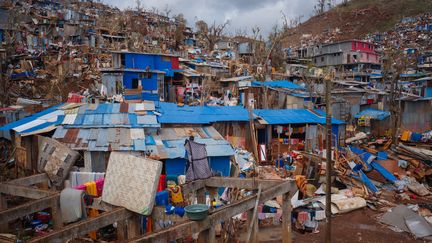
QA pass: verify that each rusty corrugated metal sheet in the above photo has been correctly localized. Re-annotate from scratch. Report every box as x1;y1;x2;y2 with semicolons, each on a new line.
63;128;79;143
120;103;129;113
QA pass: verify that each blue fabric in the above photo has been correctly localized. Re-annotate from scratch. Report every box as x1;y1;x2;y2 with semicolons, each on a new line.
410;133;422;142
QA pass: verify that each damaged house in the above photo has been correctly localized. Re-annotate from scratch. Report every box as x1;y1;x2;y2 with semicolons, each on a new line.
101;51;182;102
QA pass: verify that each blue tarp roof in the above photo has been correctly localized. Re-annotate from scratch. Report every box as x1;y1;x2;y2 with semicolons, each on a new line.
157;102;250;124
254;109;344;125
354;108;390;121
252;80;304;90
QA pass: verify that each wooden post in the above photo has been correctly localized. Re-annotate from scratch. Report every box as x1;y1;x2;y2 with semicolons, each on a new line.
282;192;292;243
325;75;332;243
196;188;206;204
50;197;63;230
116;219;127;241
246;185;262;243
208;224;216;243
277;129;281;167
288;124;292;152
127;214;141;239
247;93;260;162
0;193;8;232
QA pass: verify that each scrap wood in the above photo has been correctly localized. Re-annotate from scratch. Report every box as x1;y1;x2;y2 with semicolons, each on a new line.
245;184;262;243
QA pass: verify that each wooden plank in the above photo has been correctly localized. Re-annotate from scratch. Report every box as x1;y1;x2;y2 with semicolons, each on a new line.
245;185;262;243
127;214;141;239
131;181;295;242
181;179;206;196
28;208;132;243
0;184;55;199
282;192;292;243
8;174;49;186
0;194;59;223
50;197;63;230
0;193;8;232
205;177;282;190
196;188;206;204
208;225;216;243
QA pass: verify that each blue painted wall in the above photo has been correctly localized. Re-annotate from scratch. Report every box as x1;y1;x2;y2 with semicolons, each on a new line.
209;156;231;177
425;87;432;98
165;158;186;176
125;53;155;69
164;156;231;177
124;53;173;77
122;71;158;90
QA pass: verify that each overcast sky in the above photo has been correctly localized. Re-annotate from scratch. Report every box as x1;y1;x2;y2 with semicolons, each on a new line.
102;0;324;37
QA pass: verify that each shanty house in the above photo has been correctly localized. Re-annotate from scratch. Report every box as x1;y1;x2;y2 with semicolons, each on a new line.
311;40;381;82
0;101;236;178
354;108;390;136
101;51;182;102
254;109;345;161
243;80;309;109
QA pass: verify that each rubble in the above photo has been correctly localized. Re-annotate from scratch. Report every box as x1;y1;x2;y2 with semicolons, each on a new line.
0;0;431;242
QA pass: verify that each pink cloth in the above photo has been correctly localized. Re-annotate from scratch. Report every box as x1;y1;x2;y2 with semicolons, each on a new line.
73;178;105;197
297;211;309;223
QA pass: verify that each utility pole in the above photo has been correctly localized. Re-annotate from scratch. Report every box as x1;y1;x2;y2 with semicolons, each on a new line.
325;73;332;243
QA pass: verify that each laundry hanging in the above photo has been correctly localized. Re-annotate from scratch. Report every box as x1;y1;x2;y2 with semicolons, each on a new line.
184;138;212;182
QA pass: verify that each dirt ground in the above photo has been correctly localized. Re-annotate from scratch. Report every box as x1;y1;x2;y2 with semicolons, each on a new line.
238;208;430;243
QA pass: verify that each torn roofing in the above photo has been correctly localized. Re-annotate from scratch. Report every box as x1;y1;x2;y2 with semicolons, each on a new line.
0;102;160;135
0;103;65;134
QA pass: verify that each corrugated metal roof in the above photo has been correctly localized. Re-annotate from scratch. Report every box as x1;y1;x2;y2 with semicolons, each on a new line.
130;128;145;139
354;108;390;121
64;103;159;128
254;109;344;125
55;124;232;155
62;114;78;125
9;108;65;134
157;102;249;124
137;115;158;125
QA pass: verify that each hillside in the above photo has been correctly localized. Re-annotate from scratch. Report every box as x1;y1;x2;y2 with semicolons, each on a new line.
282;0;432;47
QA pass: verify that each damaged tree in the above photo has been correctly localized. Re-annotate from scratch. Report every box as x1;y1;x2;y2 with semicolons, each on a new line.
383;48;408;145
195;20;230;52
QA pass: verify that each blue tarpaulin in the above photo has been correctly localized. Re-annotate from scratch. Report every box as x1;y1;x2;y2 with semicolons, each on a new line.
251;80;304;90
254;109;345;125
354;108;390;121
349;146;398;184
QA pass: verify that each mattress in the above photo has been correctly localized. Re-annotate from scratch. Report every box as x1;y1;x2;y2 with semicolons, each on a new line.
102;152;162;215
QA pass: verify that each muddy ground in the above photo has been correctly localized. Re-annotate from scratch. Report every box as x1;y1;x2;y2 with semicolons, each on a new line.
238;208;429;243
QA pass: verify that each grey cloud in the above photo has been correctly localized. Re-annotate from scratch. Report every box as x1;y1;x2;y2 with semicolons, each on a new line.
103;0;321;36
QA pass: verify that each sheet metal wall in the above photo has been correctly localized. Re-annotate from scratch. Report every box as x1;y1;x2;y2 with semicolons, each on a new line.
401;100;432;132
